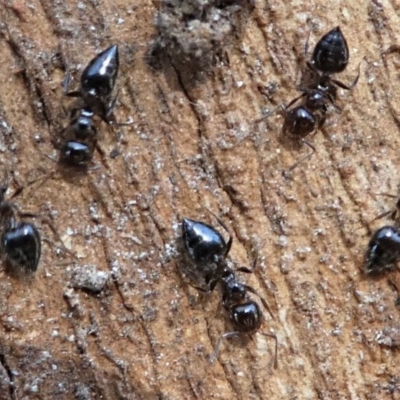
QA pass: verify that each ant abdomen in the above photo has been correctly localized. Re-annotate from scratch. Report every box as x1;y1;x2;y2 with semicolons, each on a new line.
311;26;349;74
181;218;229;265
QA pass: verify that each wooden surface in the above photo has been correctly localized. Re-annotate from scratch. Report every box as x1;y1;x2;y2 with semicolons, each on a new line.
1;0;400;399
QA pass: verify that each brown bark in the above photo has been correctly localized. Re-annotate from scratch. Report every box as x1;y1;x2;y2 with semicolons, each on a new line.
1;0;400;399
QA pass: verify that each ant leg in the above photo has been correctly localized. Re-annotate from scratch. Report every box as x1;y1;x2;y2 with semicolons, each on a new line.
284;92;308;110
18;212;77;260
259;331;278;369
236;256;258;274
63;69;81;97
0;170;9;200
209;331;240;363
284;139;316;176
254;104;286;125
9;171;55;200
103;92;133;127
0;202;17;231
331;61;361;90
242;284;274;319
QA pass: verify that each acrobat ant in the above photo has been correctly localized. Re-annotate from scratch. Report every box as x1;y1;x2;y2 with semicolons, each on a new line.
55;45;129;166
365;198;400;274
282;26;359;172
180;215;277;365
181;215;232;292
0;178;41;272
210;263;277;368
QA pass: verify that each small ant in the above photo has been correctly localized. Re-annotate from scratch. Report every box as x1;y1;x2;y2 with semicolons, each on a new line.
282;26;359;172
181;215;232;292
0;178;41;273
56;45;124;166
181;215;277;366
365;198;400;274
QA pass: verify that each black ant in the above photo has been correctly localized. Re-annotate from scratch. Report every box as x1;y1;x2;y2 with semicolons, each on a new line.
181;215;232;292
365;198;400;274
210;263;277;368
0;178;41;273
181;215;277;366
55;45;125;166
282;26;359;172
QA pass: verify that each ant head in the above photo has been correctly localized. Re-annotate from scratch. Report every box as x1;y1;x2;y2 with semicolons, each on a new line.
60;141;93;166
365;226;400;274
229;300;263;333
283;105;317;139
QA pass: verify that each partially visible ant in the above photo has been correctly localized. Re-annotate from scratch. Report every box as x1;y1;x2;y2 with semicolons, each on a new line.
0;177;41;273
181;215;232;292
55;45;127;167
365;197;400;274
210;262;277;368
180;214;277;366
282;26;360;173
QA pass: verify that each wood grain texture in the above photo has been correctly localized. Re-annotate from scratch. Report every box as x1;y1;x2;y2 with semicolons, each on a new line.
1;0;400;399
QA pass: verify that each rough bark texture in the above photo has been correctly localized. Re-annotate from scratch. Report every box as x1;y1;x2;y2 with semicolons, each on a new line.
1;0;400;399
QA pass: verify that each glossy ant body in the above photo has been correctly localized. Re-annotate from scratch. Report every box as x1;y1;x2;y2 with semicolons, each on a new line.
0;179;41;272
181;215;277;366
365;198;400;274
283;26;359;172
56;45;121;166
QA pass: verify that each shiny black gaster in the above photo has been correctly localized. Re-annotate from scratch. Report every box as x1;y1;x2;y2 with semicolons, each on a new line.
2;222;41;272
365;226;400;274
312;26;349;74
81;44;119;99
181;218;230;265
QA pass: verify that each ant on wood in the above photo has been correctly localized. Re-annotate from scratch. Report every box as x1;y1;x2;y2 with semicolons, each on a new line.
181;214;277;367
282;26;360;172
55;45;125;166
365;197;400;274
0;177;41;273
